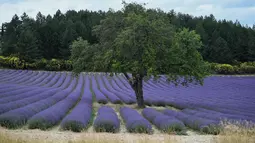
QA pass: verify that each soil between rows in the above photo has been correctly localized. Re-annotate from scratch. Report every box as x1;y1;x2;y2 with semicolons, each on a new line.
0;127;216;143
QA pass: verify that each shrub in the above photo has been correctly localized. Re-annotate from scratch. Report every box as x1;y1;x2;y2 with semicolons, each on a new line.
232;66;241;74
0;56;26;69
45;59;61;71
239;62;255;74
62;60;72;71
26;63;37;69
44;59;73;71
214;64;234;74
241;62;255;67
210;62;255;75
0;56;73;71
1;55;254;74
239;66;255;74
209;62;218;73
34;58;47;69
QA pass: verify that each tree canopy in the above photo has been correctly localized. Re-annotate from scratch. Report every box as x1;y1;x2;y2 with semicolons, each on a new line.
70;2;210;108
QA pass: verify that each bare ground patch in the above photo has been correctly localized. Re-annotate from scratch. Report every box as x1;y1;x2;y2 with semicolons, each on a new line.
0;127;215;143
1;126;255;143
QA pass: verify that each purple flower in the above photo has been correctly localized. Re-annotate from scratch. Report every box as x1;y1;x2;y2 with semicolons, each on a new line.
91;75;108;104
60;103;92;132
163;109;220;134
142;108;185;132
93;106;120;133
95;75;122;104
120;107;152;133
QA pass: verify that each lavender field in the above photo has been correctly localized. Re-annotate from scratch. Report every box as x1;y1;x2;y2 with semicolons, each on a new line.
0;69;254;134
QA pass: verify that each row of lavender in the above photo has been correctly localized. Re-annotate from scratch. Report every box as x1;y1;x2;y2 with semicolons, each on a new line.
103;73;255;124
91;106;220;134
0;70;135;105
0;70;93;131
0;70;254;130
0;70;219;134
2;69;254;109
91;72;255;124
1;70;255;126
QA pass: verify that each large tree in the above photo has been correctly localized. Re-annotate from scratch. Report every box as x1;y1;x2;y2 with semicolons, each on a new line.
16;13;41;60
71;2;209;108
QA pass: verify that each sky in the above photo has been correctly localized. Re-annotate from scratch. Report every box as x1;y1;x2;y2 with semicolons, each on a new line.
0;0;254;27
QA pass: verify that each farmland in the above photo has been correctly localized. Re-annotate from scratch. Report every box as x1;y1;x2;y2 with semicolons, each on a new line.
0;69;254;137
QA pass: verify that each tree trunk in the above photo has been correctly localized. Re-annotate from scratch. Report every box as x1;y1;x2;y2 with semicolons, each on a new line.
133;74;145;108
123;73;145;108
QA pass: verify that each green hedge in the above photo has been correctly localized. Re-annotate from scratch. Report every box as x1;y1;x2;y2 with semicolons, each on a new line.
0;56;72;71
214;64;235;74
0;56;254;74
0;56;26;69
210;62;255;75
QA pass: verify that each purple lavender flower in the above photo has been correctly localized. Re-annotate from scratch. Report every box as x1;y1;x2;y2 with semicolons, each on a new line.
142;108;185;132
120;107;152;133
93;106;120;133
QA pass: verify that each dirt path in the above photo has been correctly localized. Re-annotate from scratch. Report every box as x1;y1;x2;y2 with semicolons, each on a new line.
0;127;216;143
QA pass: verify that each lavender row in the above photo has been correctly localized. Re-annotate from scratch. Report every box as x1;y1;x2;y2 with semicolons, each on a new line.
0;88;60;114
116;75;166;106
0;82;37;93
183;108;255;123
25;72;50;86
163;109;220;134
13;71;39;84
20;72;46;85
96;75;121;104
0;70;27;82
0;74;75;129
2;70;32;83
27;74;82;130
34;72;56;86
120;107;152;133
0;70;16;77
101;75;136;104
0;87;47;104
0;86;43;99
51;73;67;88
0;73;68;102
0;72;53;97
110;75;135;98
119;74;255;117
142;108;185;133
43;73;61;87
82;74;93;103
0;83;19;91
93;106;120;133
60;74;93;132
0;89;62;128
91;75;108;104
60;102;92;132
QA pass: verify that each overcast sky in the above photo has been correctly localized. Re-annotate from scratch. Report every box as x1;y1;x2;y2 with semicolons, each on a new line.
0;0;254;27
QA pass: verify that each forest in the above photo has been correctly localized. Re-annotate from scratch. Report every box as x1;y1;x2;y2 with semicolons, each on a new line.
0;8;255;64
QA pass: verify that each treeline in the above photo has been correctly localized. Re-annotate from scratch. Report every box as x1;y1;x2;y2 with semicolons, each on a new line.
0;9;254;63
0;10;104;61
